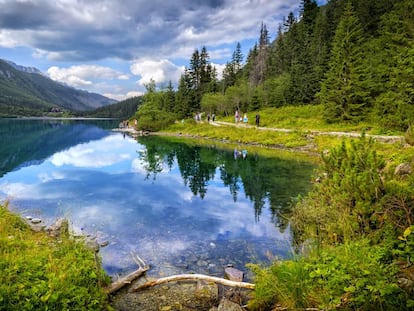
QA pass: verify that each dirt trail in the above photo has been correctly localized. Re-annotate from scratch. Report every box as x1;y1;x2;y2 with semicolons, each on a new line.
212;121;404;143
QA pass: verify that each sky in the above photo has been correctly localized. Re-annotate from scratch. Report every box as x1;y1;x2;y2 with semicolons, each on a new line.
0;0;326;101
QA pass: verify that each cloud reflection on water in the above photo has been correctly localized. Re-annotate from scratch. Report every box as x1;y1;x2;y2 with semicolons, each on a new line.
0;131;300;277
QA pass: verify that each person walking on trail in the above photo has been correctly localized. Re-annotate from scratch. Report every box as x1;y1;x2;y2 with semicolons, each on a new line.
243;114;248;124
235;110;239;123
255;114;260;127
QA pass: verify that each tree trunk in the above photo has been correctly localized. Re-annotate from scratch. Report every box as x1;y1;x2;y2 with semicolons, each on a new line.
131;273;255;291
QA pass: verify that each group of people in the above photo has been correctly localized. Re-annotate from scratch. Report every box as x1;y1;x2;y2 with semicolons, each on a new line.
195;112;216;123
235;110;260;127
195;110;260;127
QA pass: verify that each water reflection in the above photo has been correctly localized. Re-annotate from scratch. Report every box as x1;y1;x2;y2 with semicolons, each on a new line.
0;120;315;279
0;118;117;177
137;136;314;228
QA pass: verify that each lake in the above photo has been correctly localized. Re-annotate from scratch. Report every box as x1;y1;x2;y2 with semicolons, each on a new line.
0;118;315;280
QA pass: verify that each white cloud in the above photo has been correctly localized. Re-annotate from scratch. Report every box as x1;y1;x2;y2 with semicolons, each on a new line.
47;64;130;88
130;59;184;86
0;30;19;47
211;62;226;80
104;91;144;101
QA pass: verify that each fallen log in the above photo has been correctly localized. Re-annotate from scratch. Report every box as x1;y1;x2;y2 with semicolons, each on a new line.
105;266;149;294
105;253;149;294
131;273;255;292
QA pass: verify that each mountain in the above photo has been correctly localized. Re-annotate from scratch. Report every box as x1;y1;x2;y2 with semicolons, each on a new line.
0;59;116;116
81;96;142;119
4;60;44;75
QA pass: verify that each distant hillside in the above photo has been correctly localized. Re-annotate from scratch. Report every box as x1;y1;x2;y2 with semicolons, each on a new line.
0;59;116;116
81;96;142;119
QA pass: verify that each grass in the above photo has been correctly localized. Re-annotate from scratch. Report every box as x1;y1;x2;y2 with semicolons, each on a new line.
0;204;110;311
165;105;409;158
219;105;397;133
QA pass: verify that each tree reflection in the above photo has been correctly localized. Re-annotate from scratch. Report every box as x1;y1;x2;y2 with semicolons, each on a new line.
137;136;314;228
0;119;117;177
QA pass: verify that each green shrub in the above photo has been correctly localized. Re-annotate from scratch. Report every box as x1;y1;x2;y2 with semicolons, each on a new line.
135;106;177;131
0;205;110;310
292;134;386;245
249;239;407;310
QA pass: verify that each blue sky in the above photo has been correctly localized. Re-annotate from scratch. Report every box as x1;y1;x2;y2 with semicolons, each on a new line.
0;0;326;101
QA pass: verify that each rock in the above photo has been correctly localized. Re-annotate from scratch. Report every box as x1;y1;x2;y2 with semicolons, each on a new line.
395;163;412;176
46;218;69;237
100;240;110;247
85;238;100;253
197;259;208;267
195;280;218;301
30;224;46;232
217;298;243;311
224;267;244;282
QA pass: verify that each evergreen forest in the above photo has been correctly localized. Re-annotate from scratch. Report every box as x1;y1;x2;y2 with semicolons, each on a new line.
134;0;414;132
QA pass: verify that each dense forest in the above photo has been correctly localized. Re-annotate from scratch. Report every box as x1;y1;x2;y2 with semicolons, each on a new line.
135;0;414;132
79;96;142;119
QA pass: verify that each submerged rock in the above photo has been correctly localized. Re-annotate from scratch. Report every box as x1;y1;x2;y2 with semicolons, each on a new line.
217;298;243;311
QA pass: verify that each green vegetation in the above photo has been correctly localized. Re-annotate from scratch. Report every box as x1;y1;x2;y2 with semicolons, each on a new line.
0;204;110;310
247;135;414;310
134;0;414;134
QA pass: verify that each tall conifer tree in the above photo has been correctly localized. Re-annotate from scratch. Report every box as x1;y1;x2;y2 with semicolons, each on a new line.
319;1;369;122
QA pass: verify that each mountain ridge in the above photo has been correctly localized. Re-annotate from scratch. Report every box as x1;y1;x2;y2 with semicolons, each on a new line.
0;59;116;116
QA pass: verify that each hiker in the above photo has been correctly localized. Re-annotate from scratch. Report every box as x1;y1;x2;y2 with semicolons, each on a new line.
255;114;260;127
243;114;248;124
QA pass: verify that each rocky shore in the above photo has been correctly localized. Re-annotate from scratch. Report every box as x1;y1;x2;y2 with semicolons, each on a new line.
24;215;253;310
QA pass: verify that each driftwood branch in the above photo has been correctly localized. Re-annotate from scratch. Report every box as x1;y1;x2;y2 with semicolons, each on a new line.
105;253;149;294
131;273;255;292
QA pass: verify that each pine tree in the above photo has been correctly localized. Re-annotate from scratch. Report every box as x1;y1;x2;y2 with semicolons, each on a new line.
165;80;175;112
233;42;243;72
175;69;194;118
248;22;270;87
223;42;244;91
319;1;369;122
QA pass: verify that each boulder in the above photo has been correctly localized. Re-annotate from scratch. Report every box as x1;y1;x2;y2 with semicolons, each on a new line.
224;267;244;282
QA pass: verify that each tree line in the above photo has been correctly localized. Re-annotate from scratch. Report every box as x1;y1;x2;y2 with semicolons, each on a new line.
135;0;414;131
